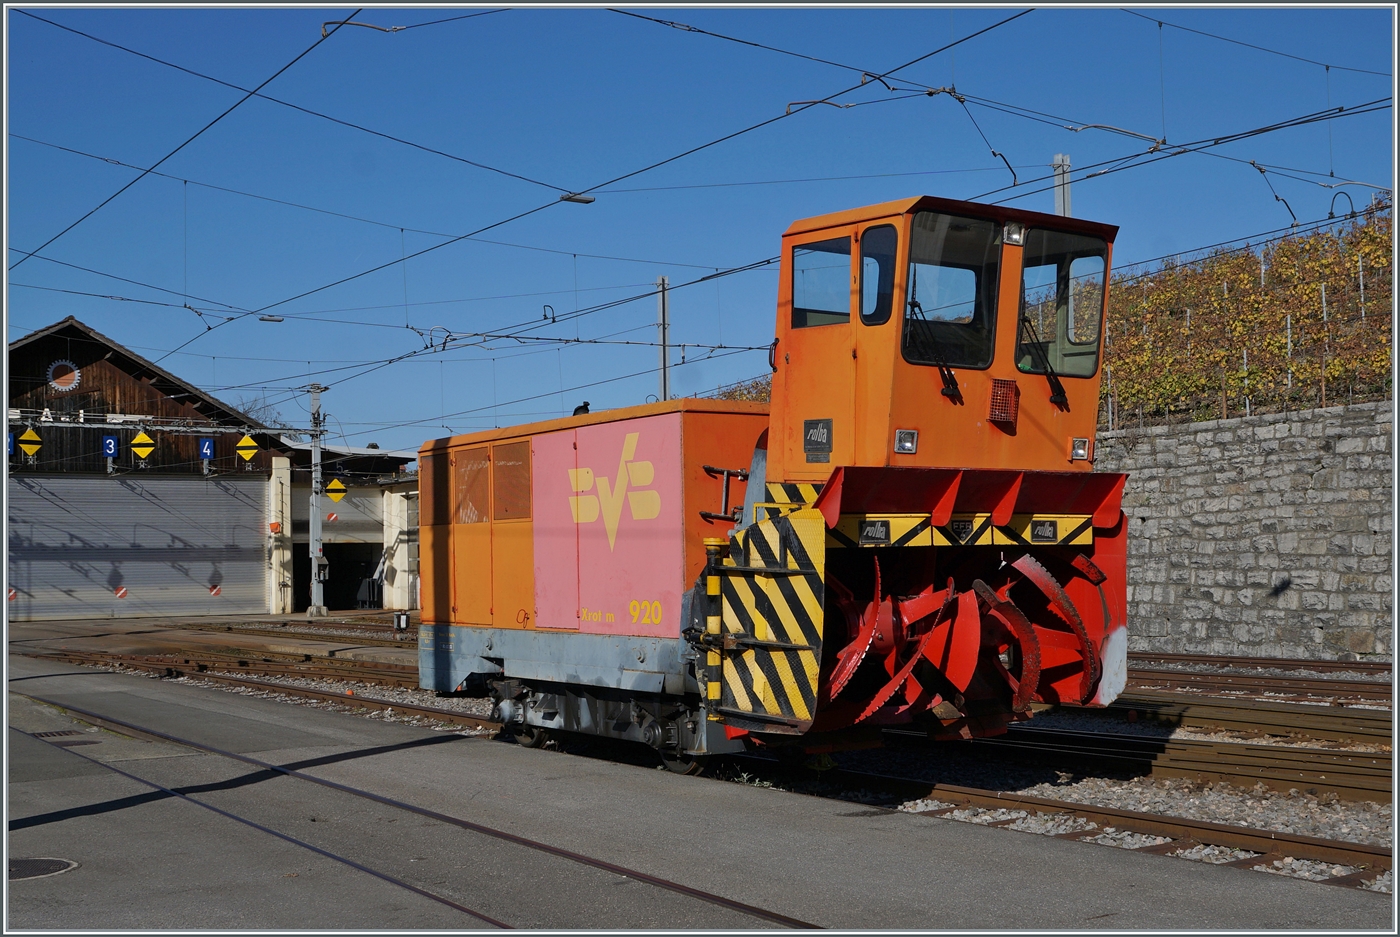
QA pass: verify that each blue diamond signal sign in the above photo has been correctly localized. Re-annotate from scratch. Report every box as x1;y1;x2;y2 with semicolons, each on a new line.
102;436;118;458
199;438;215;460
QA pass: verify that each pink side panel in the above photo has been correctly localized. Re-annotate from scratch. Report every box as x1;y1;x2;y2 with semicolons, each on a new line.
532;413;684;638
532;429;580;630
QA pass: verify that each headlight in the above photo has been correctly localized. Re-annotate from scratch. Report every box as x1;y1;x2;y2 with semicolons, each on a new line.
1070;437;1090;461
894;429;918;454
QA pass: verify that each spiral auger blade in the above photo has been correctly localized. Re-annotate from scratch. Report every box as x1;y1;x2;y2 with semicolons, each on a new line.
825;556;881;703
972;579;1043;713
1011;553;1100;703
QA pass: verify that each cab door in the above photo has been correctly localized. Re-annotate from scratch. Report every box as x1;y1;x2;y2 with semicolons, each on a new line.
853;222;901;466
778;228;857;480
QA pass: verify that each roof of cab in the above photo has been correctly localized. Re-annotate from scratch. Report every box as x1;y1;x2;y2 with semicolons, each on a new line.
784;195;1118;242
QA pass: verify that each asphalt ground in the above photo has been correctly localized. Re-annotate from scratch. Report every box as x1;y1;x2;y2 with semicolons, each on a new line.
7;652;1393;930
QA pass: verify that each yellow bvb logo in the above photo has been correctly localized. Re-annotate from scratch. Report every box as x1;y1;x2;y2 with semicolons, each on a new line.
568;432;661;549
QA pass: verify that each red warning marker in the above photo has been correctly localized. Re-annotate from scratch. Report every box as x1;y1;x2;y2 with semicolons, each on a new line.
7;587;16;602
209;584;222;596
114;586;128;599
326;512;338;523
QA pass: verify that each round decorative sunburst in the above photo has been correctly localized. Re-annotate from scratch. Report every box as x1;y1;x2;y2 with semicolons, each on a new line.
46;359;81;392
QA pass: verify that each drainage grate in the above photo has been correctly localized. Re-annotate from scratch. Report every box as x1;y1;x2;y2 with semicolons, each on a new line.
9;858;78;881
32;730;81;738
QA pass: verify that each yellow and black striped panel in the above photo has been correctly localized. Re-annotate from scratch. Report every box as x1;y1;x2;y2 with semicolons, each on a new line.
933;513;1094;547
752;502;796;524
828;514;933;549
765;481;823;505
715;508;825;734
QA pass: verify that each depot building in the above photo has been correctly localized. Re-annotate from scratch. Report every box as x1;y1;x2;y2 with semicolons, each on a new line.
7;317;419;620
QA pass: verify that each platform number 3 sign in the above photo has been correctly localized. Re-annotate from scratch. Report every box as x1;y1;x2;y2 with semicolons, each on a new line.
102;436;118;458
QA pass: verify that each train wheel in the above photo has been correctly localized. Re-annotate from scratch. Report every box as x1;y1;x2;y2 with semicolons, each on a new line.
659;748;708;776
512;725;548;749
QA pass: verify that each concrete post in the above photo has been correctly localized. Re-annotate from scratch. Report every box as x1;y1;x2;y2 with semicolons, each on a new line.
267;456;293;613
308;384;328;617
381;487;412;610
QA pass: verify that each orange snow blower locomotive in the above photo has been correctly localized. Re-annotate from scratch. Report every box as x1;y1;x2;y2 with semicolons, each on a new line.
419;195;1127;771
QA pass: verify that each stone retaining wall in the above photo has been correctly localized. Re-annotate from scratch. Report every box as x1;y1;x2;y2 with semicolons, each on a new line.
1094;400;1392;661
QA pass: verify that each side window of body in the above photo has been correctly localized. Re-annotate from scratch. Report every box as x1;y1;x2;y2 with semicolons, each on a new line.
860;225;898;326
792;236;852;328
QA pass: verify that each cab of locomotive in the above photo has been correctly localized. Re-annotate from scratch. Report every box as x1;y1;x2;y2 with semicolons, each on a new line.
767;196;1119;481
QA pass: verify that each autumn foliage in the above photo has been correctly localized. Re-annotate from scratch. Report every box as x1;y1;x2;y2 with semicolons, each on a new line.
1103;199;1392;427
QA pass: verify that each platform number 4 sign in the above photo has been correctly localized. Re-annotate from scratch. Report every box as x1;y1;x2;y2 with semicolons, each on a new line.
198;438;215;460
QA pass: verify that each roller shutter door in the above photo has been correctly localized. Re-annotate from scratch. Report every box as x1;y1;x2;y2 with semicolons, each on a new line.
7;474;267;620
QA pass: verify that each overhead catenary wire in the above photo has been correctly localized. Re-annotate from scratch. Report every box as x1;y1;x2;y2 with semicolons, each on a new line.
77;98;1383;396
614;3;1389;193
616;4;1389;209
321;8;507;35
1121;8;1391;77
145;10;1034;362
28;95;1379;391
11;131;1027;227
201;259;779;394
582;9;1034;198
12;132;740;269
12;9;567;195
8;9;362;271
967;97;1392;205
9;250;249;311
332;347;757;440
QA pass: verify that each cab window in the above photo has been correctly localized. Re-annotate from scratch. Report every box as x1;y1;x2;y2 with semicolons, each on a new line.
792;236;851;328
1017;229;1107;378
901;212;1001;369
860;226;897;326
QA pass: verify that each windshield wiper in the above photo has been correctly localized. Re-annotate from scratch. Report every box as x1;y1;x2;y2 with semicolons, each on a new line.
1018;313;1069;408
905;268;961;400
906;299;962;400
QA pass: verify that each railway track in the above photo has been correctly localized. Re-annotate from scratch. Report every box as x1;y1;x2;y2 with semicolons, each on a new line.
957;726;1391;802
18;648;419;688
1124;652;1391;706
729;757;1391;883
1129;652;1392;676
19;654;1390;892
154;620;416;649
1127;668;1391;703
16;692;817;929
1107;692;1392;745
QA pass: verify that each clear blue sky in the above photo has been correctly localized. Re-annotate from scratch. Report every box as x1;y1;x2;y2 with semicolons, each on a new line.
6;5;1394;451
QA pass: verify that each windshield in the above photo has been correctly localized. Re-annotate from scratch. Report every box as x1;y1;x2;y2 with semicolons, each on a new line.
1017;229;1107;378
901;211;1001;369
